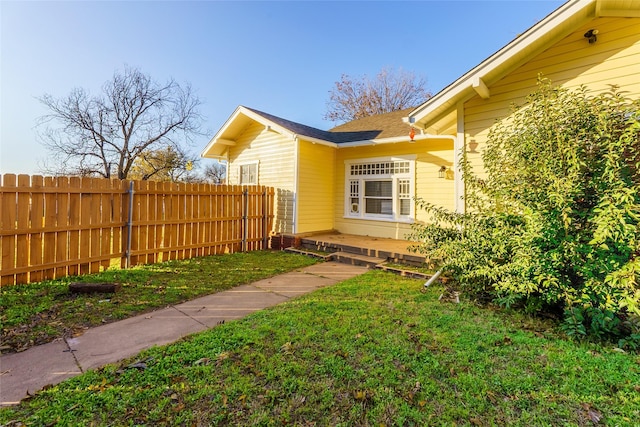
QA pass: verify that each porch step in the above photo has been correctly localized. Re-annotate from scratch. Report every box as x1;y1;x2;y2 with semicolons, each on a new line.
284;247;385;269
284;247;334;261
285;246;443;281
298;237;426;267
332;252;386;268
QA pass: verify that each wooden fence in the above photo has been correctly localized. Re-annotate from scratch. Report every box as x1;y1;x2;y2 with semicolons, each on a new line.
0;174;274;286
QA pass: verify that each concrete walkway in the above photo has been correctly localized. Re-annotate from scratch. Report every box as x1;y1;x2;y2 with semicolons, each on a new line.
0;262;368;406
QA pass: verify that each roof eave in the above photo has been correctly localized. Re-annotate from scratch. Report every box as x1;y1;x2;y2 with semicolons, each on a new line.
407;0;598;127
201;106;301;158
337;133;454;148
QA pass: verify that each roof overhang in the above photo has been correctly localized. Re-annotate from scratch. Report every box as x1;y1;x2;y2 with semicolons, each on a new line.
406;0;636;132
337;133;455;148
201;106;296;159
202;106;342;159
202;106;451;159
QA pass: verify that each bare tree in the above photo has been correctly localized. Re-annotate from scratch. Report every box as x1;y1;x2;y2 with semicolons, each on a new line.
203;162;226;184
324;67;431;123
37;66;202;179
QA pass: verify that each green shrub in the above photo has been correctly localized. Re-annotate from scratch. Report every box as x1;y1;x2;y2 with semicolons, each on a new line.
411;78;640;343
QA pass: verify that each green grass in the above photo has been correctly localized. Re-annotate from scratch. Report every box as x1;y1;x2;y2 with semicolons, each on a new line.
2;271;638;426
0;251;318;353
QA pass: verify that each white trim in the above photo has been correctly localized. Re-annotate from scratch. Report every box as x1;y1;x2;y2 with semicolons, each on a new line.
343;154;417;165
343;156;416;222
337;134;440;147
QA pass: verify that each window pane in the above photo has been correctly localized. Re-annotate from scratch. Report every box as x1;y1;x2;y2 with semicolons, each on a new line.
240;164;257;185
365;180;392;197
399;199;411;216
366;198;393;214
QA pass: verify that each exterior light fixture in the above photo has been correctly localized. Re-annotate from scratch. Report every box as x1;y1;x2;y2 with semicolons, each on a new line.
409;128;415;141
439;166;447;179
584;29;598;44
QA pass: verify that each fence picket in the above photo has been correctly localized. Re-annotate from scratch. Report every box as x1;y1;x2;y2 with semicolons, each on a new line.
0;174;274;286
43;176;57;280
55;177;70;278
1;174;17;285
29;175;44;282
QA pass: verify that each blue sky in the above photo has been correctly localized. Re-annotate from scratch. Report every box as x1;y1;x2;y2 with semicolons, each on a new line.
0;0;564;175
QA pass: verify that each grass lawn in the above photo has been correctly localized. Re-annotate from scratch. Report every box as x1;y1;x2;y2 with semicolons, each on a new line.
0;251;318;353
1;270;638;426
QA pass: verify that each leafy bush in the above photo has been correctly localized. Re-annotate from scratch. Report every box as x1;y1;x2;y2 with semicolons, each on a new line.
411;78;640;344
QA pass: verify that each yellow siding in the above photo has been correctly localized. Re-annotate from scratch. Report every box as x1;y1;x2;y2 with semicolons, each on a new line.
297;141;335;234
464;17;640;177
334;139;454;240
227;122;296;234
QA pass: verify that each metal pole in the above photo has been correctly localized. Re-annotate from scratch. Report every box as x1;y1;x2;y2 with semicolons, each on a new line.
126;181;134;268
242;188;248;252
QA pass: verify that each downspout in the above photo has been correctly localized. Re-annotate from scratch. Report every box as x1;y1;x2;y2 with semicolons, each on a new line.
225;150;230;184
424;268;443;288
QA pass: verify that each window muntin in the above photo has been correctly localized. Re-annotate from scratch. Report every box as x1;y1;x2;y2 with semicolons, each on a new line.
345;158;414;221
398;179;411;216
349;180;360;214
350;161;410;176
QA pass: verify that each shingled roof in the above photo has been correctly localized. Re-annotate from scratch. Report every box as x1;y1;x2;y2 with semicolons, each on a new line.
329;107;415;141
246;106;415;144
202;105;421;159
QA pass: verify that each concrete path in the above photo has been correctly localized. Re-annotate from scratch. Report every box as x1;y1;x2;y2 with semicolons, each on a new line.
0;262;367;406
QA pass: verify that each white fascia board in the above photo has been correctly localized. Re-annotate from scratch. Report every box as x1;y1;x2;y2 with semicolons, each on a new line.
294;135;338;148
407;0;593;126
200;105;246;157
201;105;301;158
337;133;455;148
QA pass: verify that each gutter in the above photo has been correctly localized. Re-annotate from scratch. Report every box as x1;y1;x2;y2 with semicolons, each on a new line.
336;133;455;148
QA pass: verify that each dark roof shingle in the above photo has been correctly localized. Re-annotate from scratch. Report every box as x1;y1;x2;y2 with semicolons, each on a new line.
245;106;414;144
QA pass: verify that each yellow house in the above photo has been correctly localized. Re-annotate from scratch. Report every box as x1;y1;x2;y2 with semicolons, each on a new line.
407;0;640;213
200;106;454;241
201;0;639;243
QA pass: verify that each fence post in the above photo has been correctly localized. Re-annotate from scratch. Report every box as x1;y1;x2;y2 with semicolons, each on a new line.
262;189;268;249
125;181;134;268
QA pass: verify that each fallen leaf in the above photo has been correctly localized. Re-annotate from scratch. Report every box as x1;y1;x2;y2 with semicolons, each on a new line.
581;403;603;424
280;341;294;355
216;351;231;365
194;357;211;366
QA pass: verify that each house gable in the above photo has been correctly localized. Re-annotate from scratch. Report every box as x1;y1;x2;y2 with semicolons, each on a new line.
407;0;640;134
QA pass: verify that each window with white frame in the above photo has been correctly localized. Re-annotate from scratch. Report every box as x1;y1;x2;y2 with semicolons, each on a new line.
239;162;258;185
345;157;415;221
